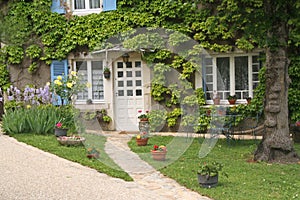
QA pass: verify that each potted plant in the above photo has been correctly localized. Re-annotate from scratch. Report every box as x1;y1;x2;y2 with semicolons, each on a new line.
96;109;112;130
136;131;149;146
151;144;167;161
137;110;149;121
103;67;111;79
197;161;227;188
246;97;252;104
57;135;86;146
227;94;237;105
54;121;68;137
213;91;220;105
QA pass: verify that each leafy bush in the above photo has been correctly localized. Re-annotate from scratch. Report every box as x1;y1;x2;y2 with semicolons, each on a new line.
2;105;79;134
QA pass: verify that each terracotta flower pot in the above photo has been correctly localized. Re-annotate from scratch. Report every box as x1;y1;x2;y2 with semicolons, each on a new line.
151;150;167;161
228;99;236;105
136;137;149;146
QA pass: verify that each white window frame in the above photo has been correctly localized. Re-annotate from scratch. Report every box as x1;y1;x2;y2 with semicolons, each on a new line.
204;53;260;104
74;59;105;104
71;0;102;15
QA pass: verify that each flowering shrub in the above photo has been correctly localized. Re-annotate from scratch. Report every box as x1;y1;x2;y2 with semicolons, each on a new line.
151;144;167;152
1;85;52;111
50;71;88;105
296;121;300;127
55;122;68;129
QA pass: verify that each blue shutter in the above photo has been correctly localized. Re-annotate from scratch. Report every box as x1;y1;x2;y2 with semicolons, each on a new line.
103;0;117;11
51;0;65;14
51;60;68;105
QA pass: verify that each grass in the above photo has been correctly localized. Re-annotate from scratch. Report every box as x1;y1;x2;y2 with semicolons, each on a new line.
10;133;133;181
129;136;300;200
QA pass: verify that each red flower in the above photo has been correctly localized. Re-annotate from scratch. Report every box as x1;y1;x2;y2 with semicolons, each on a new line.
56;122;62;128
153;145;159;150
138;110;142;113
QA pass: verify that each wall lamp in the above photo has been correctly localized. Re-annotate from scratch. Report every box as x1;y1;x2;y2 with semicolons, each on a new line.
122;53;130;64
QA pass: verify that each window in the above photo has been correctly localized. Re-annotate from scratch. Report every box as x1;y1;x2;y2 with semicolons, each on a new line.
74;0;100;9
75;60;104;101
203;54;261;102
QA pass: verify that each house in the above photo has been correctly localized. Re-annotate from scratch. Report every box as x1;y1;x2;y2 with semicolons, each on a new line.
50;0;262;132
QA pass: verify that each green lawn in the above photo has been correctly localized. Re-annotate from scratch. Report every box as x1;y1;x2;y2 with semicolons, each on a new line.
10;133;300;200
10;133;133;181
129;136;300;200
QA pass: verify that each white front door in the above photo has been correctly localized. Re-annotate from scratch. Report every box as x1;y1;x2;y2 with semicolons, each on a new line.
114;61;144;131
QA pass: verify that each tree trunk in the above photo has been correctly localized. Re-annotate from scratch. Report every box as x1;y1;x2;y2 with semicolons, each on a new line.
254;0;299;163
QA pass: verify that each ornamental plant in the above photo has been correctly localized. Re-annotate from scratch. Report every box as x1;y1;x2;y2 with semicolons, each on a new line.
151;144;167;152
296;121;300;127
138;110;149;119
50;71;88;105
136;131;149;139
198;161;228;178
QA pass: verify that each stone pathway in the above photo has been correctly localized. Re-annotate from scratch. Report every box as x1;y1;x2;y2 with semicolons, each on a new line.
104;133;211;200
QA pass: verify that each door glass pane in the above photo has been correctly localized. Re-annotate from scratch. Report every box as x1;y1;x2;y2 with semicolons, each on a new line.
118;90;124;96
126;71;132;77
127;80;133;87
216;57;230;91
135;71;141;77
135;61;141;68
127;90;133;96
117;62;123;68
126;62;132;68
118;71;123;77
136;89;142;96
136;80;142;86
118;81;124;87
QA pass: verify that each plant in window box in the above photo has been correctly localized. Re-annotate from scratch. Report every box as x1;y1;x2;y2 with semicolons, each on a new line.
103;67;111;79
246;97;252;104
227;94;237;105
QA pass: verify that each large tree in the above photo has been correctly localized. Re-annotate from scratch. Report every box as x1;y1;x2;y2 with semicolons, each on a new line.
192;0;300;163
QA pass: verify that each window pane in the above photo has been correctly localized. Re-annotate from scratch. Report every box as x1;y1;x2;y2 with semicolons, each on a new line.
92;61;103;100
77;61;88;100
75;0;85;9
216;57;230;91
235;56;248;90
90;0;100;8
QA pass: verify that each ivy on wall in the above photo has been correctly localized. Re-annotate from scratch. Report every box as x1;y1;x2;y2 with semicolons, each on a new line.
0;0;299;123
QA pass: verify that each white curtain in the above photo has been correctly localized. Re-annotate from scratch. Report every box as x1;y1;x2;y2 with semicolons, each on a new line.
74;0;85;9
90;0;100;8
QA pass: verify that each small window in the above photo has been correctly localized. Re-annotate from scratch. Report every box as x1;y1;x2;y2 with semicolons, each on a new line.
118;71;123;77
127;90;133;96
136;71;141;77
136;89;142;96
